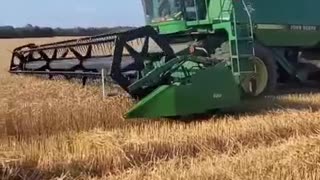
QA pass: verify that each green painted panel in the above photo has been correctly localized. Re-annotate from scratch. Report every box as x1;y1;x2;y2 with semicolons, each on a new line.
208;0;232;21
255;29;320;47
233;0;320;47
125;62;241;119
236;0;320;25
151;20;187;34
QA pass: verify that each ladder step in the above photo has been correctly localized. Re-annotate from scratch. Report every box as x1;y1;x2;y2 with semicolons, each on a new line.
239;54;252;58
236;24;250;28
237;37;253;41
232;54;252;59
230;37;253;42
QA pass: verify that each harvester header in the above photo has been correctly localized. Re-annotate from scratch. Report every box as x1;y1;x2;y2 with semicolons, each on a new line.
9;0;320;119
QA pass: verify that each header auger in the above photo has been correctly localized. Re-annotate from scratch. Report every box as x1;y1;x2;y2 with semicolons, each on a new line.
9;0;320;119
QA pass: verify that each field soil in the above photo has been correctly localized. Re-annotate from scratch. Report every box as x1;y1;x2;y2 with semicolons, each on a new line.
1;37;320;180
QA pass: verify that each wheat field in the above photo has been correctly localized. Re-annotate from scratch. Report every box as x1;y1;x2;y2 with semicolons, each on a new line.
1;37;320;180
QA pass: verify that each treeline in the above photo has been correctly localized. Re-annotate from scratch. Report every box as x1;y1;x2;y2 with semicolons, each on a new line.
0;24;135;38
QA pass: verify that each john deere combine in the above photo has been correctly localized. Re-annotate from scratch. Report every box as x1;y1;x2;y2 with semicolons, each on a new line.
9;0;320;119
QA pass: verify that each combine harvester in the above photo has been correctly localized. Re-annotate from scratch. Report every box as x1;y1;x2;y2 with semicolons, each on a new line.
9;0;320;119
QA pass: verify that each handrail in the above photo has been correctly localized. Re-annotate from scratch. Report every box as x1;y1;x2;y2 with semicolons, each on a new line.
216;0;256;75
240;0;255;55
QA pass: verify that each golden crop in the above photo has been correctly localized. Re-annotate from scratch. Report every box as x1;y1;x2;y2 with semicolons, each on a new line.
1;38;320;180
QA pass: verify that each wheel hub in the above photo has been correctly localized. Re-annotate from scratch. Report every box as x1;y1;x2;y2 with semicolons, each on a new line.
241;56;269;96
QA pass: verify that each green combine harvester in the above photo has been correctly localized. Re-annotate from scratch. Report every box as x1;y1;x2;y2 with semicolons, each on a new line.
9;0;320;119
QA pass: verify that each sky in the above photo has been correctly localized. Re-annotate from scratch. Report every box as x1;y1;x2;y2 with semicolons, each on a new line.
0;0;145;28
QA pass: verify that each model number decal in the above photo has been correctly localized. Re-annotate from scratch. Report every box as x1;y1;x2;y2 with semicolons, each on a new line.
290;25;317;31
213;93;222;99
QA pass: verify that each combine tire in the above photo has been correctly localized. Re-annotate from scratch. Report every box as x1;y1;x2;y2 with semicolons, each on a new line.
212;41;278;96
253;43;278;96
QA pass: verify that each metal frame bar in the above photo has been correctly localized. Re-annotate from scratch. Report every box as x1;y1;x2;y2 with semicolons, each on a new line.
9;26;176;98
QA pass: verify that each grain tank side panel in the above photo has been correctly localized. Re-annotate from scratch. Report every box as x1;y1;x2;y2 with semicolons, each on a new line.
254;29;320;47
247;0;319;25
235;0;320;47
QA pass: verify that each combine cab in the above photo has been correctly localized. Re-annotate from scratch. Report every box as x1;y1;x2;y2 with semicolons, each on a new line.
9;0;320;119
